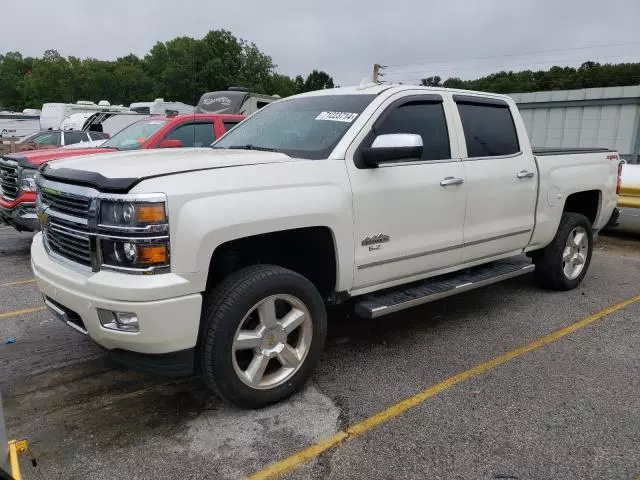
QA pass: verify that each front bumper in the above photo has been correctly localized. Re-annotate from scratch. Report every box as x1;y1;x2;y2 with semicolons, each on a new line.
0;200;38;232
31;233;203;360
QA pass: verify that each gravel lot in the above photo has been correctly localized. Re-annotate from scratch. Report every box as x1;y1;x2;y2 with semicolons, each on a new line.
1;226;639;480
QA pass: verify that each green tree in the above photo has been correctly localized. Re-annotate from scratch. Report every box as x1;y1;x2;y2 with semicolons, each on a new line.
301;70;335;92
420;76;441;87
265;73;297;97
434;61;640;94
294;75;305;93
0;52;29;110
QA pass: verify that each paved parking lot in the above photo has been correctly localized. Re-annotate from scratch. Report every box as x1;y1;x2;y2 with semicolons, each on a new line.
1;226;639;480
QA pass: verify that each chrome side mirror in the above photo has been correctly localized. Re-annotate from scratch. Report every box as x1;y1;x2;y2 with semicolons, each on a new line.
362;133;423;167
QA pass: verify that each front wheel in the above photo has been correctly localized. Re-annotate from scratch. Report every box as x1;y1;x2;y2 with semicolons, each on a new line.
533;213;593;290
200;265;327;408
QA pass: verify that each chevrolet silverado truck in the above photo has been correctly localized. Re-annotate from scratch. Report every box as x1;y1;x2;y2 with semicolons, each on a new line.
0;113;244;231
31;84;621;408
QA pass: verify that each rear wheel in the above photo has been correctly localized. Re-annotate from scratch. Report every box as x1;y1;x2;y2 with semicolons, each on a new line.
200;265;327;408
533;213;593;290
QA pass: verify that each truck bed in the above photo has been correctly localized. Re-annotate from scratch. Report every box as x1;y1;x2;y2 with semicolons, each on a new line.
533;147;613;156
528;148;619;248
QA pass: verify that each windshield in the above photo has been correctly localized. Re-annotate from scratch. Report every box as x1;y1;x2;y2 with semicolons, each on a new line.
213;94;376;159
102;119;167;150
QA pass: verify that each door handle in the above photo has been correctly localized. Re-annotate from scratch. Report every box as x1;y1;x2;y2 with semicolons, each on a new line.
440;177;464;186
517;170;535;179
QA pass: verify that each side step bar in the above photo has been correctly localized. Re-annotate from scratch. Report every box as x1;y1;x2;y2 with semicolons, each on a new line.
354;257;535;319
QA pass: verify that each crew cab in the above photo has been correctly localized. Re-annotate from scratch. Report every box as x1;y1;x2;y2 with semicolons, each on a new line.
30;85;621;408
0;113;244;231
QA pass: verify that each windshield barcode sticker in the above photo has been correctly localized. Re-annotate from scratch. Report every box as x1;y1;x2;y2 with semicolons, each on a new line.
315;111;359;123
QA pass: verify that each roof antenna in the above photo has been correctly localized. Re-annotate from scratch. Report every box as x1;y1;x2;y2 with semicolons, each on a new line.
359;64;387;89
372;64;386;83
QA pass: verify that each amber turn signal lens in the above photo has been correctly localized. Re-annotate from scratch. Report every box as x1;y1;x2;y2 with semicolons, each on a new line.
138;245;168;264
136;204;166;224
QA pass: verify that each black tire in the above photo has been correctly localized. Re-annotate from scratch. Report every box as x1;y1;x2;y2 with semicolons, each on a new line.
532;213;593;290
200;265;327;408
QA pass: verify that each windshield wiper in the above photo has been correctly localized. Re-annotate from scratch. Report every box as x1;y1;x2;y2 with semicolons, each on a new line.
226;144;277;152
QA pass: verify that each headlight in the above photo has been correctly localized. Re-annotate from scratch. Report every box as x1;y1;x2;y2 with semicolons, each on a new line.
100;200;167;227
97;197;169;273
20;168;37;192
101;239;169;271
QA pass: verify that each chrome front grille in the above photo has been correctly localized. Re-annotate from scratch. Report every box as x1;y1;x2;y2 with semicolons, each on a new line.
0;159;19;200
40;188;91;218
38;180;95;269
44;219;92;267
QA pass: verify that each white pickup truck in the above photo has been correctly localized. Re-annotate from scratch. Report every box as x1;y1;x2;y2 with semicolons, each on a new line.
31;84;621;408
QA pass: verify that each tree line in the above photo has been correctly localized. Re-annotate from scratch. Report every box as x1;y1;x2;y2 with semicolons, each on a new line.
2;29;638;112
420;61;640;92
0;29;335;111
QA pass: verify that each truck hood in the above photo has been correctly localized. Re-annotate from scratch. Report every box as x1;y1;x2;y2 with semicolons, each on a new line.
40;148;296;192
5;147;117;167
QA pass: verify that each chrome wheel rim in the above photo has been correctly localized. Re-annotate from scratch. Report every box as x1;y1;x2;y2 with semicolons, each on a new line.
562;226;588;280
232;294;313;390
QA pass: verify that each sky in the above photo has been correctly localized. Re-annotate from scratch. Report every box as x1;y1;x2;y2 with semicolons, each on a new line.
1;0;639;87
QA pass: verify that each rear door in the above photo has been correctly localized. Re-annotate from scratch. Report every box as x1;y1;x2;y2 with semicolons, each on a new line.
452;95;537;262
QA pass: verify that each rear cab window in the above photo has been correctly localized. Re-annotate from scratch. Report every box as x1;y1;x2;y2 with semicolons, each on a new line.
454;95;520;158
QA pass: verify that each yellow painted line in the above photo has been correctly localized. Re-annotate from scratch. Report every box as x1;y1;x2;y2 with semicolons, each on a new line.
0;306;46;319
8;439;29;480
0;278;36;288
249;293;640;480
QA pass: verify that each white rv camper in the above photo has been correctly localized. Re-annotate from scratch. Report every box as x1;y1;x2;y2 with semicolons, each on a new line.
0;109;41;139
40;100;129;131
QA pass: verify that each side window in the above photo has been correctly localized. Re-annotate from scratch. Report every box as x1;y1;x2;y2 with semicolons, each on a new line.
456;101;520;157
257;101;270;109
223;120;240;132
88;132;108;140
375;101;450;161
64;131;89;145
165;123;215;147
35;132;61;146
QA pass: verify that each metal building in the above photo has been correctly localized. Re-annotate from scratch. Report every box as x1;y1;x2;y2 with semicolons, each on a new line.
509;85;640;164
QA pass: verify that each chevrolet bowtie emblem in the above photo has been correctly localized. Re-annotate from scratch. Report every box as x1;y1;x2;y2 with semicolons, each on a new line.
37;209;50;227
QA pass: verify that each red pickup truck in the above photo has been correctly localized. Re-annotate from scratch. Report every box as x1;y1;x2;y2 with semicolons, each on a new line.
0;113;244;231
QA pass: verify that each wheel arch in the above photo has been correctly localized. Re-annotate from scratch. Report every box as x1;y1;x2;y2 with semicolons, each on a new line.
205;226;340;300
562;189;601;226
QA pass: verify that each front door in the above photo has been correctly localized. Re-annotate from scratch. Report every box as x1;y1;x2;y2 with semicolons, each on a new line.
346;93;467;291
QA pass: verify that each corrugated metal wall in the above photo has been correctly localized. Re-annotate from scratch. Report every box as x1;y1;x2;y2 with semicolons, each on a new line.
519;104;639;153
510;86;640;163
